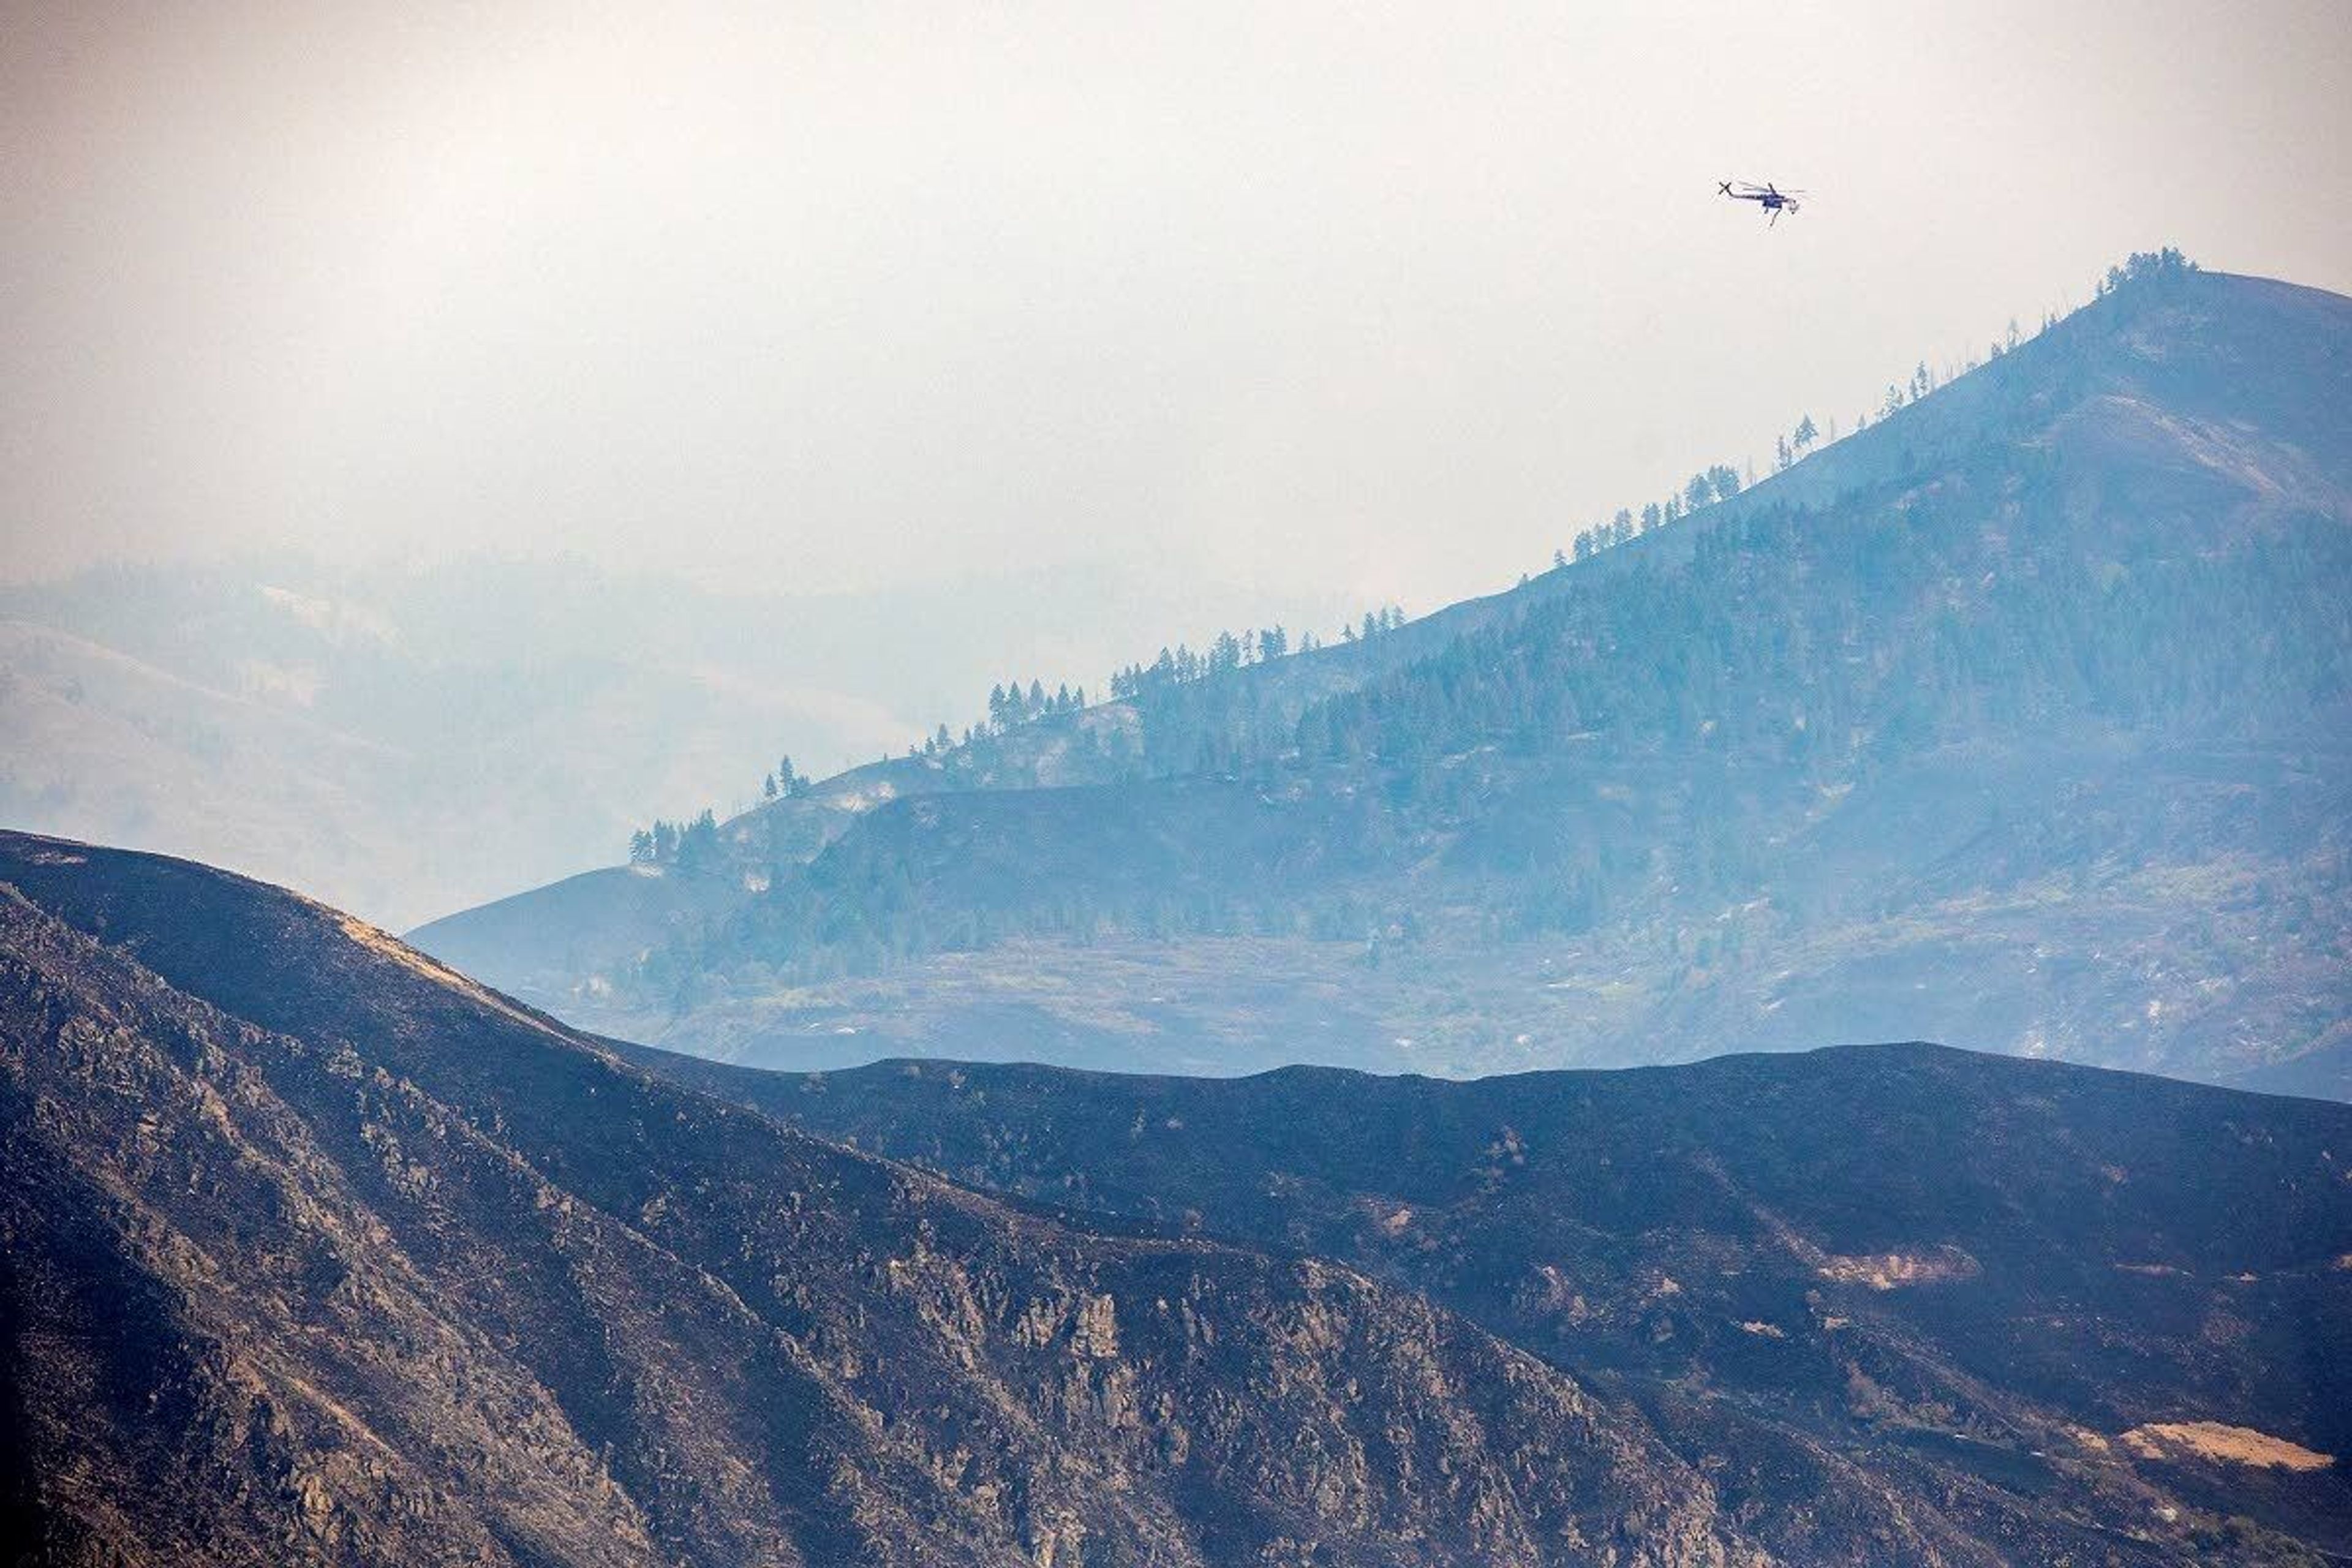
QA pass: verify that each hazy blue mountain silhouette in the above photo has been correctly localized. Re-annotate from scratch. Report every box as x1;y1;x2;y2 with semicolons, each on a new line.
413;266;2351;1090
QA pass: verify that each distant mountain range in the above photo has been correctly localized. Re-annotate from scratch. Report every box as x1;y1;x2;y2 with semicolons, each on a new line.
0;557;896;927
0;556;1363;930
414;262;2352;1094
6;829;2349;1564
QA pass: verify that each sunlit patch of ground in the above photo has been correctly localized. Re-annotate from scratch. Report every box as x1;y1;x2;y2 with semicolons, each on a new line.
2120;1421;2333;1471
1815;1246;1980;1290
337;914;570;1039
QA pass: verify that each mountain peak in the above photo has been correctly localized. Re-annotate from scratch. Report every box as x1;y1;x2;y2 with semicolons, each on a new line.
410;263;2352;1091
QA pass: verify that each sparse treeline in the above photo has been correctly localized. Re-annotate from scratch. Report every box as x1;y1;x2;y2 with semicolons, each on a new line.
1537;256;2170;583
633;756;807;864
891;606;1404;762
1549;371;1970;575
1107;608;1402;699
627;606;1406;860
2098;246;2195;298
1838;249;2188;445
1560;463;1747;564
761;755;812;801
628;809;718;869
984;678;1086;734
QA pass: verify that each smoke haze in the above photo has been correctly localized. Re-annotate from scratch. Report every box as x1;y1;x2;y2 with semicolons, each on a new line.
6;1;2346;620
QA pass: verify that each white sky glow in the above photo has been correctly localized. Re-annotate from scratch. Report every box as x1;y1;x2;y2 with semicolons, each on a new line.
6;1;2348;617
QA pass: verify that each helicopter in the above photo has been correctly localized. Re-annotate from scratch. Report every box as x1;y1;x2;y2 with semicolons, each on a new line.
1719;179;1805;226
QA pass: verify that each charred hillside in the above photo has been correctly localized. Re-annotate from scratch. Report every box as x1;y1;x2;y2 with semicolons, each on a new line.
0;831;1758;1567
636;1038;2352;1556
9;831;2352;1561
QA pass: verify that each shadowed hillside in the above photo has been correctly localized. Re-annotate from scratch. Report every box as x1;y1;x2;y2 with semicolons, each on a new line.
0;830;1751;1567
8;830;2352;1562
630;1040;2352;1563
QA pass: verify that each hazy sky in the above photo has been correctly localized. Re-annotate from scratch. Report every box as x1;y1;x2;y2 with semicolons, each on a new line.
6;1;2349;620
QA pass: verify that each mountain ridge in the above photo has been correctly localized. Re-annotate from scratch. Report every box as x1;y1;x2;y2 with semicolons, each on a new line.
10;830;2352;1561
613;1030;2352;1559
0;827;1772;1566
414;263;2352;1092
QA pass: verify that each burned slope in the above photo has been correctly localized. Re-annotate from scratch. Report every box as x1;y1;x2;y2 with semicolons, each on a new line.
636;1042;2352;1562
0;830;1757;1568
